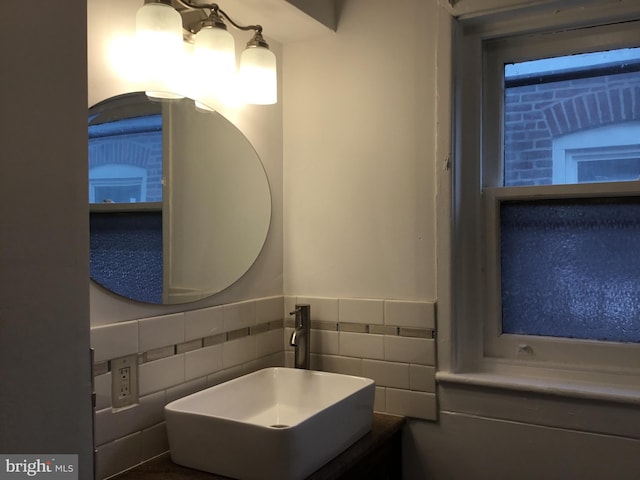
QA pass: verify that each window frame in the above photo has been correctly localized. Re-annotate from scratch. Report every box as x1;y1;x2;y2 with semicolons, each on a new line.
483;183;640;375
88;164;148;204
453;15;640;391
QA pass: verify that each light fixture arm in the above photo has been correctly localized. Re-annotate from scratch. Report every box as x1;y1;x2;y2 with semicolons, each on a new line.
173;0;264;35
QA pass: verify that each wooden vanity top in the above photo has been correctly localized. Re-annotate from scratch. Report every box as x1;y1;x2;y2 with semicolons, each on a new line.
111;413;405;480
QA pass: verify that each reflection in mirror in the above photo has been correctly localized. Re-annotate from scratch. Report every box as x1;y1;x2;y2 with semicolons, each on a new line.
89;93;271;304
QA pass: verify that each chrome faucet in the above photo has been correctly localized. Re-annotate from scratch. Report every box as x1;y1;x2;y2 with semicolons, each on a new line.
289;304;310;369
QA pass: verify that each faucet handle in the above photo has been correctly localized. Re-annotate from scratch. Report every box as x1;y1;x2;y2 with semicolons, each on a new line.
290;304;310;316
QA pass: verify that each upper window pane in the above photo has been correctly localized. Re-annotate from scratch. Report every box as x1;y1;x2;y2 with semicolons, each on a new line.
503;47;640;186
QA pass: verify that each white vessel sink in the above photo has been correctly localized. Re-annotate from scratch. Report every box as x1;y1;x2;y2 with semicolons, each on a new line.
164;367;375;480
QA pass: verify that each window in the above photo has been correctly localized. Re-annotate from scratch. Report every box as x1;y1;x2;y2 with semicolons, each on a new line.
89;164;147;203
88;114;163;204
454;17;640;389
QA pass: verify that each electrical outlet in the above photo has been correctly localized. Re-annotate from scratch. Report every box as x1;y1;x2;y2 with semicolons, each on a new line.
111;354;138;409
118;366;131;398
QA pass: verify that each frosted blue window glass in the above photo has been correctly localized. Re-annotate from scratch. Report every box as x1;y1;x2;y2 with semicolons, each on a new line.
500;197;640;343
90;212;163;304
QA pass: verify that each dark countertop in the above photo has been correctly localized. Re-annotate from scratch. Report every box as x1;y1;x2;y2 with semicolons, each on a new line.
112;413;405;480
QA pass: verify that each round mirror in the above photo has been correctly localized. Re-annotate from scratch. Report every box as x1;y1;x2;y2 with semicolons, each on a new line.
89;92;271;304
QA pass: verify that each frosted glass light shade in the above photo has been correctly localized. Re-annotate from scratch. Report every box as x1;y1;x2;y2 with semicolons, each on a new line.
192;26;236;102
239;46;277;105
136;2;185;99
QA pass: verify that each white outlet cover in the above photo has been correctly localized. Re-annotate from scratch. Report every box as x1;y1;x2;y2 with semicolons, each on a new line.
111;354;138;408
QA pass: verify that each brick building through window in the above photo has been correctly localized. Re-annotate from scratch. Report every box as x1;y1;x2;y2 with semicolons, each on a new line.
503;51;640;186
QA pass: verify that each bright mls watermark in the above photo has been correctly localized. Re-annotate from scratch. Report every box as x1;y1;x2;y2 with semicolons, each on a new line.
0;455;77;479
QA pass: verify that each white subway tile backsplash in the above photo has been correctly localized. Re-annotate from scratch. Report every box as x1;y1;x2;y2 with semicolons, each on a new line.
255;329;283;358
133;391;167;434
185;344;223;381
410;364;436;393
362;360;410;389
94;372;111;410
138;355;185;396
384;336;436;365
222;335;256;368
140;422;169;459
139;313;185;352
207;365;244;387
374;387;387;412
184;305;224;341
94;391;165;446
140;423;169;461
256;296;284;324
297;296;339;323
92;295;439;480
340;331;384;359
310;329;339;355
339;298;384;325
95;432;143;480
243;352;285;373
310;354;362;376
166;377;207;404
94;408;127;446
384;300;435;329
223;300;256;330
91;321;138;362
386;389;437;421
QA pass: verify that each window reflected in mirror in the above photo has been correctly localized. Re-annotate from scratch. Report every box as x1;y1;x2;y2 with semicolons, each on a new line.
89;102;164;204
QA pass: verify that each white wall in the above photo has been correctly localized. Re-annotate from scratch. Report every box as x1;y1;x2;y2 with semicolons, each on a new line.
283;0;640;479
283;0;437;300
0;0;94;475
404;410;640;479
87;0;284;324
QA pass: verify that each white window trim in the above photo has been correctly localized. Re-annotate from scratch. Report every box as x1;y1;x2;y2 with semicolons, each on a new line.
446;8;640;404
553;122;640;184
89;164;147;203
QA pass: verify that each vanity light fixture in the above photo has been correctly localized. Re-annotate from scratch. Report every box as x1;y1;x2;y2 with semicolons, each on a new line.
136;0;185;99
135;0;277;106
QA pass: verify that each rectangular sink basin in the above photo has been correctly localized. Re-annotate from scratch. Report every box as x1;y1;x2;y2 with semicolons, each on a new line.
165;367;375;480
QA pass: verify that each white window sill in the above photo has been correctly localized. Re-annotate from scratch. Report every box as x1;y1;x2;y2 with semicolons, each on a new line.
436;370;640;406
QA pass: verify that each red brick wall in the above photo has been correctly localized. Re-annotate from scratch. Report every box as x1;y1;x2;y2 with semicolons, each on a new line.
504;72;640;186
